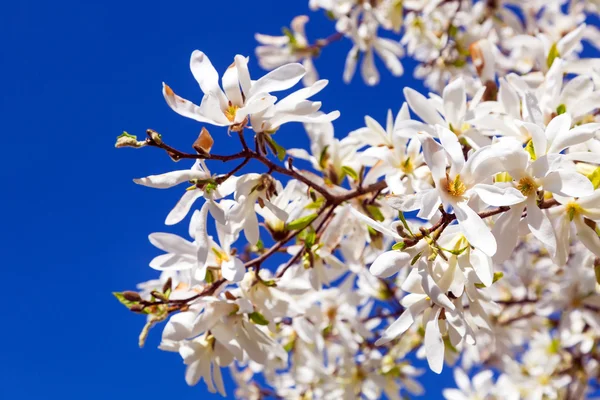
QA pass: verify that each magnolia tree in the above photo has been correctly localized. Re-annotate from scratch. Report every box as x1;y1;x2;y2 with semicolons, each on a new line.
114;0;600;398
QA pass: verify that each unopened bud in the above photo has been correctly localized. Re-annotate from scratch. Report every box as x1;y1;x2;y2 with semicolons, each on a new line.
130;304;145;312
115;132;146;149
162;277;173;294
146;129;163;145
151;291;168;301
122;291;142;302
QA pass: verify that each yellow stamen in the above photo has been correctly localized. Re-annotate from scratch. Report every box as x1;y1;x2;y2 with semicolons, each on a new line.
566;202;582;221
444;174;466;197
517;177;537;196
224;103;239;122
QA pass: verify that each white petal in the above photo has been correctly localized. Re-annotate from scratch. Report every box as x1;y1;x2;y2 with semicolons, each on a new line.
418;133;447;184
574;217;600;258
472;184;525;207
375;298;429;345
443;77;466;127
221;63;243;106
549;123;600;154
424;307;444;374
470;248;493;287
437;125;464;176
134;170;210;189
492;204;525;263
190;50;225;100
542;170;594;197
454;202;497;257
222;257;246;282
369;250;411;278
149;232;195;254
404;88;445;126
526;197;557;256
545;113;572;152
166;190;204;225
249;63;305;98
162;83;214;123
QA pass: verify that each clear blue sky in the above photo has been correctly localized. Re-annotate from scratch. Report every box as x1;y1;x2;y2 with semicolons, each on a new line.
0;1;456;398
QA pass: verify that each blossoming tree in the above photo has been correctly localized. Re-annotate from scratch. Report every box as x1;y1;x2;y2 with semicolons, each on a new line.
114;1;600;398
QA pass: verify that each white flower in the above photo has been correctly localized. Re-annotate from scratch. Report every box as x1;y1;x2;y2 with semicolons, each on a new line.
255;15;319;86
162;50;305;128
133;160;235;225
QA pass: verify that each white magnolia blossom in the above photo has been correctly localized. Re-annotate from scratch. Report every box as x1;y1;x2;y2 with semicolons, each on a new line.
115;1;600;399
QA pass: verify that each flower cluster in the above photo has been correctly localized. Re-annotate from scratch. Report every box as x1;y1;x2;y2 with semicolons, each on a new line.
115;1;600;398
256;0;600;91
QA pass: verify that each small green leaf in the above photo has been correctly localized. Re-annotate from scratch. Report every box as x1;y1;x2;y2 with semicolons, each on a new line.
524;139;536;161
475;272;504;288
546;42;560;69
366;205;385;222
448;24;458;37
411;251;424;266
594;262;600;285
284;338;296;352
319;145;330;169
342;166;359;181
305;198;325;210
304;228;316;249
113;292;139;309
249;311;269;325
392;242;406;251
287;213;318;231
282;27;298;46
205;269;215;284
443;335;458;353
118;131;137;139
398;211;414;236
265;134;286;161
261;279;277;287
588;166;600;189
556;104;567;115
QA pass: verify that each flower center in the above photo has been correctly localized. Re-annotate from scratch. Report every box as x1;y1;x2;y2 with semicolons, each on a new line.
224;102;239;122
400;157;414;174
444;174;466;197
517;177;537;196
566;202;582;221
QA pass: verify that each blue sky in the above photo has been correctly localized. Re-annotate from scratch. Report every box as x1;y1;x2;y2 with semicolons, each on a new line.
0;0;458;398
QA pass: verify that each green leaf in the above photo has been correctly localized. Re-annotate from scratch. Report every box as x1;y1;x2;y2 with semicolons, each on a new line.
443;335;458;353
475;272;504;288
249;311;269;326
392;242;406;251
261;279;277;287
342;166;359;181
287;213;318;231
265;134;286;161
304;228;316;249
205;269;215;284
398;211;414;236
448;24;458;37
118;131;137;139
366;205;385;222
588;166;600;189
546;43;560;69
113;292;140;309
556;104;567;115
524;139;536;161
410;251;423;266
319;145;330;169
283;338;296;352
282;27;298;47
305;198;325;210
595;262;600;285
